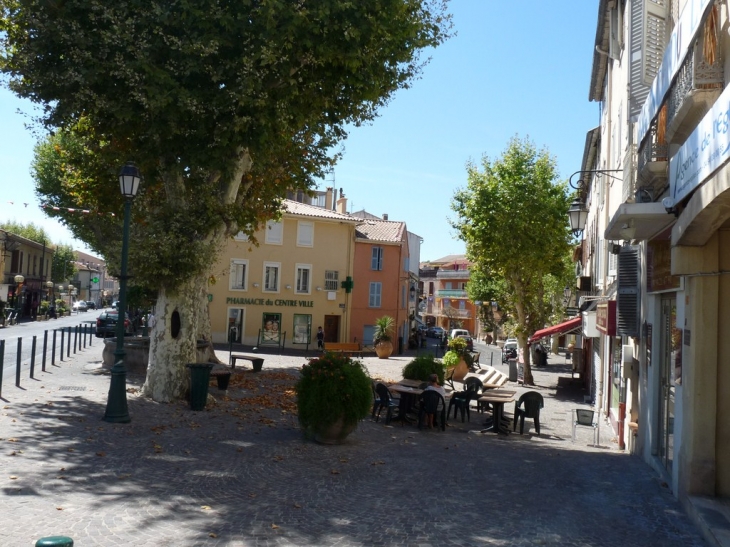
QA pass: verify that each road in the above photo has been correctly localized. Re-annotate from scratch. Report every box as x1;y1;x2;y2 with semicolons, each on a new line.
0;309;102;382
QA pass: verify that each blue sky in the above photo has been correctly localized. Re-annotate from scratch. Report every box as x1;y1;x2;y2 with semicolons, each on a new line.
0;1;599;261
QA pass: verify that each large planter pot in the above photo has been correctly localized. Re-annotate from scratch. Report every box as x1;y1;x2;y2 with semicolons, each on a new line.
313;415;357;445
375;340;393;359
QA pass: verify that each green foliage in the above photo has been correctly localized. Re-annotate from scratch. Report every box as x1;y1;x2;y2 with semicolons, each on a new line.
442;351;461;368
402;354;445;384
51;245;76;283
451;136;572;382
0;221;50;244
296;352;373;435
373;315;395;343
55;298;67;312
39;300;50;314
447;336;468;353
2;0;452;295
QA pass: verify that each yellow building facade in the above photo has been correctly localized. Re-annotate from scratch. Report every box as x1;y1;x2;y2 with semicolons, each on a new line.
208;200;358;349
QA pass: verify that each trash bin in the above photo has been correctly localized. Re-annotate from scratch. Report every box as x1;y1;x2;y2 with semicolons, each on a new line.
508;358;518;382
186;363;214;411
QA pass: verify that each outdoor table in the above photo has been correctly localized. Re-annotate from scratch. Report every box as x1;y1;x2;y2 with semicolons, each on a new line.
397;378;424;389
388;383;424;424
478;389;516;434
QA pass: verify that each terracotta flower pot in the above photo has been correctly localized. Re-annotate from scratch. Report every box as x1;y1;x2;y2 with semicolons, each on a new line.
313;415;357;445
375;340;393;359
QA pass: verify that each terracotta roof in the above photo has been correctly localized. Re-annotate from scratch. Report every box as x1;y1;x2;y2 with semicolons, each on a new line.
426;254;469;265
282;199;358;222
355;219;405;243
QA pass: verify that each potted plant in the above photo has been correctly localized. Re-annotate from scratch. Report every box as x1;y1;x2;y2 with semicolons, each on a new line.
296;352;372;444
373;315;395;359
402;353;446;384
442;337;473;387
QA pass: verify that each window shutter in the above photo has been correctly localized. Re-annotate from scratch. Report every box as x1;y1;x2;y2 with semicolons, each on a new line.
618;245;641;337
629;0;668;120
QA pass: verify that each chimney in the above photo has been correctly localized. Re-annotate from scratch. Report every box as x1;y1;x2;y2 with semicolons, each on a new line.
325;187;334;210
383;214;389;220
336;196;348;214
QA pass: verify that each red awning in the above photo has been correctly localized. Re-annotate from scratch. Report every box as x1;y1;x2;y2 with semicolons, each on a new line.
528;317;582;344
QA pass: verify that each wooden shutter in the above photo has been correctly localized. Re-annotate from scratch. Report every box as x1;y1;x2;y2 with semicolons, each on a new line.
618;245;641;337
629;0;668;120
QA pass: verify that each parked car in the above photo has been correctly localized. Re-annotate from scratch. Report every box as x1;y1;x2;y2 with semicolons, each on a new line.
450;328;470;339
502;338;518;362
111;301;119;310
427;326;445;338
72;300;88;312
86;301;96;310
95;311;133;338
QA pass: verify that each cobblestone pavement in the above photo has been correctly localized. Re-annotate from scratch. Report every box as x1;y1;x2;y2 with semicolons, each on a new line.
0;340;707;546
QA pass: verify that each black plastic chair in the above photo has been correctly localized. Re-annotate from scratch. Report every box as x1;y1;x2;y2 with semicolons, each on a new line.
418;390;446;431
373;383;400;425
513;391;544;434
447;377;483;423
371;381;381;419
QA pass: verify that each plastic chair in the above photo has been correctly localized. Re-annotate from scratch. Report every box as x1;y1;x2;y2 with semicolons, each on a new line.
513;391;544;434
418;390;446;431
573;408;599;445
371;381;381;419
448;376;483;422
373;383;400;425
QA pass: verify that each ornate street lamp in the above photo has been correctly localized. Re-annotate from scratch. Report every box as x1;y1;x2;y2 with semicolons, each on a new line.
567;197;588;236
104;162;142;424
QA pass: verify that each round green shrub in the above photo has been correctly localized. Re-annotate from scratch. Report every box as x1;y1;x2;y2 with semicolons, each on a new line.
402;353;445;384
442;350;461;368
296;352;372;436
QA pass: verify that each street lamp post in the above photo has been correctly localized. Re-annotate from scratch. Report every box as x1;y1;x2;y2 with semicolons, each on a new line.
14;274;24;317
104;162;142;424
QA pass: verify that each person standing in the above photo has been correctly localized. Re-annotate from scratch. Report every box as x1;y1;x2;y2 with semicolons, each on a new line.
147;310;157;330
316;326;324;350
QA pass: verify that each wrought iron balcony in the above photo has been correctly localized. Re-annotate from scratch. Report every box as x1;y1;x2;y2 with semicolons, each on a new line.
665;37;724;145
435;269;470;279
622;144;637;203
436;289;468;298
436;308;471;319
637;117;668;191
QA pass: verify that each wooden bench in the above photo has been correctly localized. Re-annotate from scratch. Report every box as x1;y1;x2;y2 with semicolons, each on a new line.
230;353;264;372
324;342;362;357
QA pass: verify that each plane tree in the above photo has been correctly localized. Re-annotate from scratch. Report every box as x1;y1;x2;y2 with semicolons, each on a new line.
1;0;452;401
451;136;572;385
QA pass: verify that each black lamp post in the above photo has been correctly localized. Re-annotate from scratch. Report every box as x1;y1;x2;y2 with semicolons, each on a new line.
103;162;141;424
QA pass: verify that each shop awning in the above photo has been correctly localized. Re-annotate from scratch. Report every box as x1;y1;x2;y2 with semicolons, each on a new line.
604;202;675;241
528;317;582;344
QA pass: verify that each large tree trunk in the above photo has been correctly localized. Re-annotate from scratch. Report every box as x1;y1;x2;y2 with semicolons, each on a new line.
142;274;212;402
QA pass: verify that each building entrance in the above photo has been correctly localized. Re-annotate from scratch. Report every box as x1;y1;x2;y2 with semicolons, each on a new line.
657;295;677;474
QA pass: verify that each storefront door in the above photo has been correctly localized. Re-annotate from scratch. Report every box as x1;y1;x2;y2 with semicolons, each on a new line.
658;295;677;473
324;315;340;343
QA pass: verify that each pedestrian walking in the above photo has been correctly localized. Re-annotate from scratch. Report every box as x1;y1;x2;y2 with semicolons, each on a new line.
316;326;324;350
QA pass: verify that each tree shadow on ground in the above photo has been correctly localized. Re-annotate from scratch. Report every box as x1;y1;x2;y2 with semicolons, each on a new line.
0;365;702;546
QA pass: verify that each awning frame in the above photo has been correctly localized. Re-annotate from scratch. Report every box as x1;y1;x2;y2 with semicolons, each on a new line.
528;317;583;345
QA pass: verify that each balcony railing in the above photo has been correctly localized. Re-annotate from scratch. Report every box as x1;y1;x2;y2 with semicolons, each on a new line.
637;117;668;191
436;308;471;319
622;144;637;203
436;289;468;298
665;36;724;145
436;270;470;279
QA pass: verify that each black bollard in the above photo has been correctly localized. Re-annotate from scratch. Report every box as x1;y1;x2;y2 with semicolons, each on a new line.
15;337;22;387
52;330;57;366
42;330;48;372
59;329;65;362
30;335;37;379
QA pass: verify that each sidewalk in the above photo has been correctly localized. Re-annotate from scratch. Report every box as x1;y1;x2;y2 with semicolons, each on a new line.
0;342;707;546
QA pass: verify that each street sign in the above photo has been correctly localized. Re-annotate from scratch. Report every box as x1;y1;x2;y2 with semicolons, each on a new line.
566;307;580;316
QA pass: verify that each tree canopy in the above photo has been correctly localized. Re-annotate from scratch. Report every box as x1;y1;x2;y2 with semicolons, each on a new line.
451;136;572;384
1;0;452;401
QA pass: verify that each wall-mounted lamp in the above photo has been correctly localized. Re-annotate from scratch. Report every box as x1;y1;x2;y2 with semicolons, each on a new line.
662;196;678;216
567;169;623;236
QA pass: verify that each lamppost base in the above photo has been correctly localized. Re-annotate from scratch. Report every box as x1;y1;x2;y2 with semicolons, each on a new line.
103;368;130;423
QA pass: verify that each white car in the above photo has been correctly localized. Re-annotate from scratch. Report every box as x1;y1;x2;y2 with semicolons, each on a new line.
450;329;470;339
72;300;88;312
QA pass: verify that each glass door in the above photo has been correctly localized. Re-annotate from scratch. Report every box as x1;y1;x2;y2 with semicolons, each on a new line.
658;295;677;473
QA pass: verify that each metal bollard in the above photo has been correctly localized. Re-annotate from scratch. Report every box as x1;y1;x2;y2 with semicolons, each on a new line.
30;335;37;379
42;331;48;372
59;329;65;362
0;339;5;398
35;537;74;547
16;337;22;387
52;330;57;366
74;325;78;353
66;327;71;358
